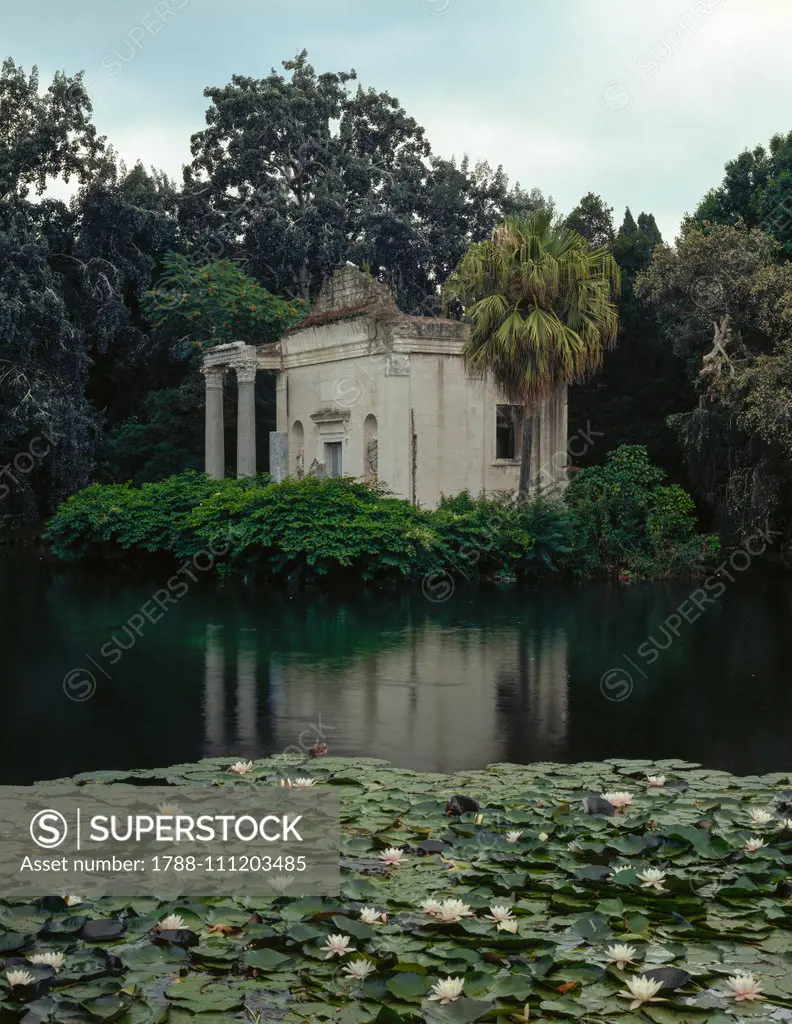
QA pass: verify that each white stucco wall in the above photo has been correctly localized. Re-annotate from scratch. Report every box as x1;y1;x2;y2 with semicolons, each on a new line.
206;269;569;505
273;331;567;507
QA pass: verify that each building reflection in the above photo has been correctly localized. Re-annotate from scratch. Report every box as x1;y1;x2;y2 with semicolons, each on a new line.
201;619;570;772
202;625;263;757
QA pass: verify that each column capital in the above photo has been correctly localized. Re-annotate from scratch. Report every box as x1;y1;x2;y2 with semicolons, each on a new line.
233;362;258;385
201;364;226;389
230;345;259;385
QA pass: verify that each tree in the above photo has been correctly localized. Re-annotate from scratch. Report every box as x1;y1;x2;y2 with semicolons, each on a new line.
182;50;430;302
694;131;792;256
563;192;615;250
142;253;307;348
182;51;549;314
0;60;106;526
0;59;103;200
442;211;620;491
636;220;792;540
567;208;690;480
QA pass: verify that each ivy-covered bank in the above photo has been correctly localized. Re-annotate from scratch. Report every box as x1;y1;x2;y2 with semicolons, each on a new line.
3;756;792;1022
44;446;718;584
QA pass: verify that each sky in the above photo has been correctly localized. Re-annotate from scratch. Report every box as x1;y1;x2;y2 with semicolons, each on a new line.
5;0;791;244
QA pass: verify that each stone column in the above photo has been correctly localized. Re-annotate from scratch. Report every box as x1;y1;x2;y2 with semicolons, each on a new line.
236;364;257;477
202;366;225;479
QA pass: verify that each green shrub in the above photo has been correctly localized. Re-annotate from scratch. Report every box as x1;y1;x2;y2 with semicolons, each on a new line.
46;451;716;585
181;475;446;583
45;471;268;562
564;445;716;578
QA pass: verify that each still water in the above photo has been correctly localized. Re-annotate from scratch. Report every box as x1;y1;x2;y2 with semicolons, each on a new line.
1;551;789;785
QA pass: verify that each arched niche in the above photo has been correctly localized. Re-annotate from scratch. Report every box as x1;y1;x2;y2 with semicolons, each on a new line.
292;420;305;479
363;414;378;482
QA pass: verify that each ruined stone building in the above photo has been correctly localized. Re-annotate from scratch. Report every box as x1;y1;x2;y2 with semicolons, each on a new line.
201;266;568;506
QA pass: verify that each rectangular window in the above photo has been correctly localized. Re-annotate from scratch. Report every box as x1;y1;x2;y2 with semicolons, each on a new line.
496;405;521;460
324;441;343;478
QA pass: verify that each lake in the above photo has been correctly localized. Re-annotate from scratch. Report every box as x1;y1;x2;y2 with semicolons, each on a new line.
1;550;789;785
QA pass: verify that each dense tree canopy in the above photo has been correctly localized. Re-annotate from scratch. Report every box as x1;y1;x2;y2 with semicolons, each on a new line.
694;131;792;256
4;49;792;564
637;221;792;543
0;54;551;527
181;51;548;313
563;192;615;250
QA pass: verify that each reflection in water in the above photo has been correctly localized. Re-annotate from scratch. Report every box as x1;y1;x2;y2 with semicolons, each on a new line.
200;621;570;772
202;627;262;758
235;641;259;754
203;625;225;755
495;628;569;764
2;550;792;785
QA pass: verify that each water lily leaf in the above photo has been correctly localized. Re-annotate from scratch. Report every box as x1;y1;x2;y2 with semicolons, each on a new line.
539;995;587;1018
0;931;34;952
385;972;430;1001
243;948;294;970
569;913;612;942
573;865;612;882
330;915;375;939
423;997;494;1024
372;1007;405;1024
642;966;692;991
80;920;127;942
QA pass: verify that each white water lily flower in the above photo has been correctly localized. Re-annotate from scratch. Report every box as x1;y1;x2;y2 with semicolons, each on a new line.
379;847;404;866
744;836;767;852
63;893;82;906
601;791;634;811
157;802;183;816
428;977;465;1003
538;832;549;842
497;917;518;933
646;775;666;787
725;973;765;1001
473;813;484;825
28;952;65;970
5;969;33;987
436;898;474;923
343;958;376;979
321;933;353;959
293;777;316;788
156;914;186;931
637;868;667;891
609;865;631;881
749;808;773;825
268;874;295;892
505;830;523;843
229;760;253;775
359;907;384;924
605;943;638;970
278;778;293;788
485;905;513;924
420;898;443;916
567;840;582;853
618;974;667;1010
782;819;792;830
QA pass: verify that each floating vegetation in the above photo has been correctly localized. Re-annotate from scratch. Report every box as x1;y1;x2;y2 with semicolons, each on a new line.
3;755;792;1021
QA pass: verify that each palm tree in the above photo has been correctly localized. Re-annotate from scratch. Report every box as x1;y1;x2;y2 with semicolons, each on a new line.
443;210;620;492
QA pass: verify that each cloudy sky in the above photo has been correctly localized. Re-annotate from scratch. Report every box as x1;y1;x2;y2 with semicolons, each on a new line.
6;0;791;243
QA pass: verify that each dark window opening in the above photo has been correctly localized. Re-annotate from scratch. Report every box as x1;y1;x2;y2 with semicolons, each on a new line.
325;441;343;477
496;405;521;460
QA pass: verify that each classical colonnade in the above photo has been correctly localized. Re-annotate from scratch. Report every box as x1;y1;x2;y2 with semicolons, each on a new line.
200;344;260;479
